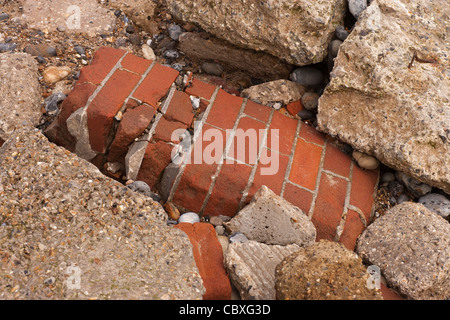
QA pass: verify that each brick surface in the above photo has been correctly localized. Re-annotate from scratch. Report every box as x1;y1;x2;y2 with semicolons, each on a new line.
153;117;188;143
323;142;352;178
164;90;195;126
136;141;174;190
286;100;304;117
350;166;379;223
267;111;298;155
338;209;365;251
243;99;271;123
206;90;243;129
87;69;141;154
174;223;231;300
289;138;323;191
77;47;126;85
185;77;217;101
283;182;314;215
299;122;326;146
121;53;153;75
227;116;265;165
133;63;179;108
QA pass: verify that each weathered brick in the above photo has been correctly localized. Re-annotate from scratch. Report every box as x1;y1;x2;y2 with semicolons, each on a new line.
87;69;141;154
185;77;217;101
289;138;323;191
133;63;179;108
164;90;195;126
204;163;252;217
173;163;218;213
338;209;365;251
153;117;188;144
121;53;153;75
45;82;97;152
206;90;243;130
286;100;303;117
312;173;348;241
283;182;314;216
267;111;298;155
174;223;231;300
77;47;126;85
189;124;229;165
323;142;352;178
227;116;265;165
243;99;271;123
136;141;174;190
350;166;379;223
299;123;326;146
108;104;156;162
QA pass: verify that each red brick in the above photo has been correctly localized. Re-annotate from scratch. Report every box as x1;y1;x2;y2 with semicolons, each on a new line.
185;77;217;101
133;63;179;108
204;163;252;217
108;104;156;162
312;173;348;241
153;117;188;143
173;163;218;213
243;100;271;123
174;223;231;300
77;47;126;85
87;69;141;154
164;90;195;126
45;82;97;152
121;53;153;75
283;183;314;216
267;111;298;155
206;90;243;130
323;142;352;178
289;139;323;191
286;100;304;116
381;283;403;300
350;166;379;223
338;209;365;251
248;149;289;198
227;116;265;165
136;141;174;190
299;123;326;146
189;124;229;165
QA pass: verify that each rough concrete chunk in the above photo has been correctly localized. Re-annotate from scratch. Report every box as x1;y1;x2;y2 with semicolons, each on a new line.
224;186;316;246
356;202;450;300
0;128;204;300
165;0;346;66
275;240;383;300
318;0;450;194
225;240;300;300
0;52;41;141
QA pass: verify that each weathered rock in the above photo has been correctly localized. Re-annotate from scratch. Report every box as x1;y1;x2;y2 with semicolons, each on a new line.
356;202;450;300
353;150;380;170
166;0;347;66
349;0;368;19
417;193;450;219
290;66;325;86
0;52;41;141
22;0;115;36
223;186;316;246
0;128;204;299
225;241;300;300
241;80;306;107
396;171;432;198
142;44;156;60
24;44;57;57
318;0;450;194
43;66;71;84
275;240;383;300
178;32;292;80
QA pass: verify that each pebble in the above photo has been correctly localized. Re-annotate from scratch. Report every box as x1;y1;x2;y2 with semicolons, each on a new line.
229;232;248;243
329;39;343;58
142;44;156;60
178;212;200;224
297;109;315;121
395;171;432;198
352;151;379;170
24;44;56;57
209;215;231;227
418;193;450;219
397;194;410;205
127;181;152;196
335;26;349;41
290;67;324;86
215;225;225;236
349;0;368;19
190;96;200;109
128;34;142;45
125;25;135;34
0;42;16;52
44;92;66;115
43;66;71;84
388;181;404;197
74;45;85;55
115;37;127;47
57;25;66;32
381;172;396;183
168;24;183;41
0;13;9;21
163;49;179;60
301;92;320;111
163;202;181;221
201;62;223;76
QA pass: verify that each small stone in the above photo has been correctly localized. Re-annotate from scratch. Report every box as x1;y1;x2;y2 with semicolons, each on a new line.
24;44;56;57
352;151;379;170
349;0;368;19
190;96;200;109
395;171;432;198
0;13;10;21
290;67;324;86
164;202;181;221
418;193;450;219
335;26;349;41
43;66;71;84
229;232;248;243
128;34;142;45
127;181;152;197
44;277;55;285
0;42;16;52
74;45;85;55
201;62;223;76
57;25;66;32
297;109;315;121
36;56;46;64
381;172;396;183
126;25;135;34
215;225;225;236
163;49;179;60
397;194;410;205
115;37;127;47
44;92;66;115
301;92;320;111
388;181;404;197
329;39;343;58
210;215;231;227
168;24;183;41
142;44;156;60
178;212;200;224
